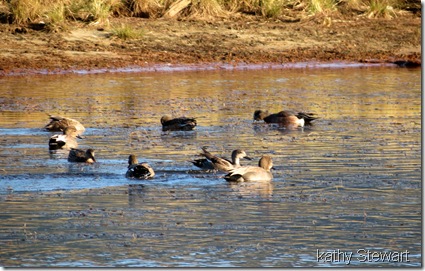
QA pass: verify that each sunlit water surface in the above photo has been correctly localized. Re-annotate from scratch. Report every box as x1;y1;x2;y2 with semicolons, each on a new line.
0;66;421;267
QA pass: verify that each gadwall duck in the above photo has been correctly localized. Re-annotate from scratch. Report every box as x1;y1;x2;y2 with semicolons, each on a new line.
225;155;274;182
126;154;155;179
199;147;252;172
48;126;82;151
160;115;197;131
44;115;86;134
68;148;96;163
253;110;318;128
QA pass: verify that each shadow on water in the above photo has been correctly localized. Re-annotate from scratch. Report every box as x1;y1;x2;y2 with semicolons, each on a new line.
0;66;421;267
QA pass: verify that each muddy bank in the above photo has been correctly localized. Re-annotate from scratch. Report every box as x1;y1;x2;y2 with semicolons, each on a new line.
0;13;421;76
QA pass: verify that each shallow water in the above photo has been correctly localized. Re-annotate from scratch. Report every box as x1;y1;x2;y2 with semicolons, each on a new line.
0;66;421;267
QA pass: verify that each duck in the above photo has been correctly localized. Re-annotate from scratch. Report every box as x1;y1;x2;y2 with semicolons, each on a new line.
160;115;197;131
199;147;252;172
253;110;318;128
68;148;96;163
44;115;86;134
48;126;82;151
189;157;215;170
224;155;274;182
126;154;155;179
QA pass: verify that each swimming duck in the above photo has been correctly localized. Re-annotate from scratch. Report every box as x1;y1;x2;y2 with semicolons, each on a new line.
126;154;155;179
225;155;274;182
253;110;318;127
189;157;215;170
160;115;197;131
48;126;82;151
68;148;96;163
199;147;252;172
44;115;86;134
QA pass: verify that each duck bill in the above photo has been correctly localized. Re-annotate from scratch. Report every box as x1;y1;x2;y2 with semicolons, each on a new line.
244;156;253;160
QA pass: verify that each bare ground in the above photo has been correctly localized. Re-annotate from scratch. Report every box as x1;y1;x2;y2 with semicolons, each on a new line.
0;11;421;75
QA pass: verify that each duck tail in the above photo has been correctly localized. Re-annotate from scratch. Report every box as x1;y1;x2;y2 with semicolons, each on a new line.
297;112;318;125
200;147;215;161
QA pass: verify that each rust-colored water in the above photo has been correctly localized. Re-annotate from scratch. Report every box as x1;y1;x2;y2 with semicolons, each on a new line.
0;66;421;267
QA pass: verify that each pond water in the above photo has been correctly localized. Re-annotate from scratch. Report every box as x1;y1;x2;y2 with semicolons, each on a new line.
0;65;421;267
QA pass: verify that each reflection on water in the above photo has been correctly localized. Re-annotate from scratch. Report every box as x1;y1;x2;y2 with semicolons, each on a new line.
0;66;421;267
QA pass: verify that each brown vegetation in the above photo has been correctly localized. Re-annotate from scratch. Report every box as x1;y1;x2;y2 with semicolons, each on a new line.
0;0;421;75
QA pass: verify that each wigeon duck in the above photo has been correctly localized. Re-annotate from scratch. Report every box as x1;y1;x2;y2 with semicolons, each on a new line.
253;110;318;128
126;154;155;179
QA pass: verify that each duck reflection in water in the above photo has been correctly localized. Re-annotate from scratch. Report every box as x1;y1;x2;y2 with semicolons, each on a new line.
227;181;274;198
127;184;147;208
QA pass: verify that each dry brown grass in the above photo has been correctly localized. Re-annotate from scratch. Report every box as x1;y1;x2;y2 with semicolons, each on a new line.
224;0;293;17
1;0;415;28
365;0;398;18
128;0;165;18
7;0;45;24
184;0;229;19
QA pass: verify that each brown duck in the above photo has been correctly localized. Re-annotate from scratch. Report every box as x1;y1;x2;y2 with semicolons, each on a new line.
68;148;96;163
225;155;274;182
253;110;318;127
160;115;197;131
199;147;252;173
44;115;86;134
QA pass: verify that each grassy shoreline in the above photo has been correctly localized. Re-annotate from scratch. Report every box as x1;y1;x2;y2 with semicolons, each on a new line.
1;0;420;31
